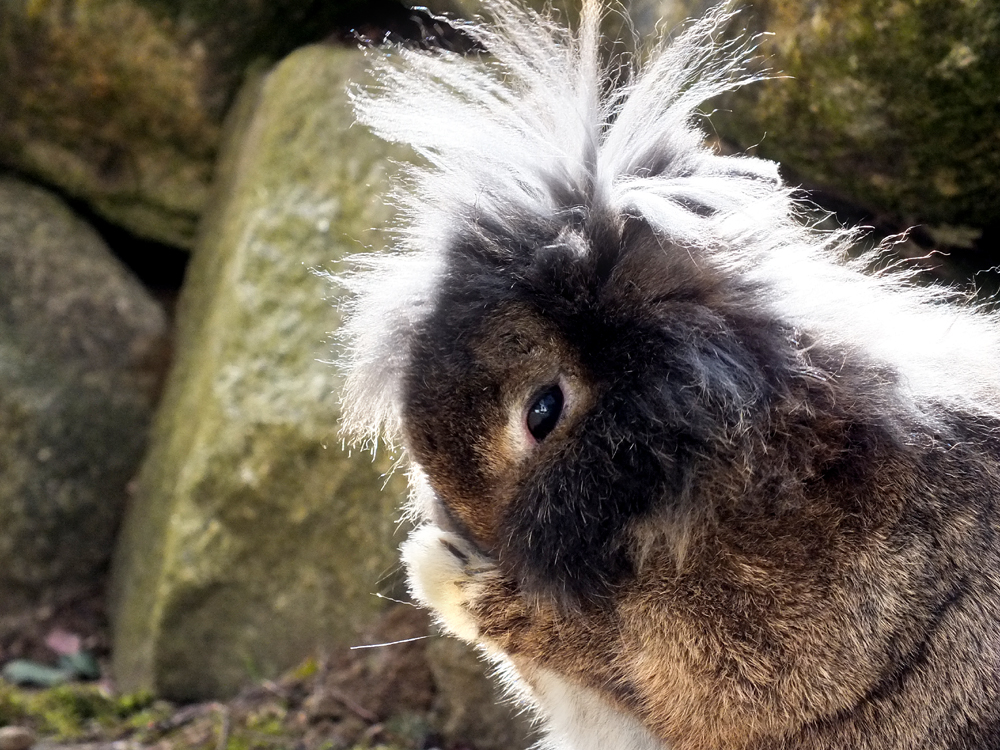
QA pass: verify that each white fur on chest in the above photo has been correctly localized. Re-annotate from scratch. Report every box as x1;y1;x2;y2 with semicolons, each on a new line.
529;668;668;750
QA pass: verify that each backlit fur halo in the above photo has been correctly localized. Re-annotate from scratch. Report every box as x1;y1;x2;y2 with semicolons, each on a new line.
338;0;1000;451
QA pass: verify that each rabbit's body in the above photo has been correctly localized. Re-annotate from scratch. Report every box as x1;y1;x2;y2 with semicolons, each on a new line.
341;1;1000;748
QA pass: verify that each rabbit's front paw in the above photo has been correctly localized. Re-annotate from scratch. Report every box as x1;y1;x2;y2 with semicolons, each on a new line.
401;524;495;643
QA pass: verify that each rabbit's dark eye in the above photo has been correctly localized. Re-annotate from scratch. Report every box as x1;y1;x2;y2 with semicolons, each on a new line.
526;385;563;442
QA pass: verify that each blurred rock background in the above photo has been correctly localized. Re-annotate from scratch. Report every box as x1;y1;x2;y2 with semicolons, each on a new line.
0;0;996;748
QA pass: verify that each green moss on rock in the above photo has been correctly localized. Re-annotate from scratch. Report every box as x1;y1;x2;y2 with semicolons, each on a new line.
0;681;161;742
0;0;221;246
0;0;371;247
711;0;1000;231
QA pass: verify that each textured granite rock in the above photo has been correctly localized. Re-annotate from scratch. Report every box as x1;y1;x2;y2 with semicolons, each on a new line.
0;175;167;603
109;44;410;701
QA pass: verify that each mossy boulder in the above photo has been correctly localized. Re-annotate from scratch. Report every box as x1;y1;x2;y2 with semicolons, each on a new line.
0;0;220;248
0;0;369;248
0;175;167;604
109;44;410;701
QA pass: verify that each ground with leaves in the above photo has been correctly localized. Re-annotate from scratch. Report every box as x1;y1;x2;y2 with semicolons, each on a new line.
0;599;478;750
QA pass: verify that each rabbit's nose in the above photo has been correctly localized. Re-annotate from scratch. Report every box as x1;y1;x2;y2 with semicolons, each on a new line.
428;491;452;529
427;490;494;558
428;488;464;535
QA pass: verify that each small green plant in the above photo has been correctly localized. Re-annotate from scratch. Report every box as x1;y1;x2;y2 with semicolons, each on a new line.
0;681;29;727
25;685;120;738
0;680;164;741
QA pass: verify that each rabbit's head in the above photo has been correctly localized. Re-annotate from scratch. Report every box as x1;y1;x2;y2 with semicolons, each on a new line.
396;212;798;605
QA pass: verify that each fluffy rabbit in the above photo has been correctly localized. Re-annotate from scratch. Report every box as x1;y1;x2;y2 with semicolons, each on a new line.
340;1;1000;748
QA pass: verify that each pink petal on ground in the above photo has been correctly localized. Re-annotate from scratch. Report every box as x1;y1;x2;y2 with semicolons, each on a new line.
45;629;81;656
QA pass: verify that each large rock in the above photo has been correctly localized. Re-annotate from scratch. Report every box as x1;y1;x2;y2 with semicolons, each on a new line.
109;44;410;701
0;175;167;604
0;0;365;248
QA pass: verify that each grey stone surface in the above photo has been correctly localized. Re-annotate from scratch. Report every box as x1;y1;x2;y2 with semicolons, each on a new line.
109;45;410;701
0;175;167;603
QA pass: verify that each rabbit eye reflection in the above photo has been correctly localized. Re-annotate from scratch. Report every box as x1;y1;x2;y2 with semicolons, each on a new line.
526;385;564;442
